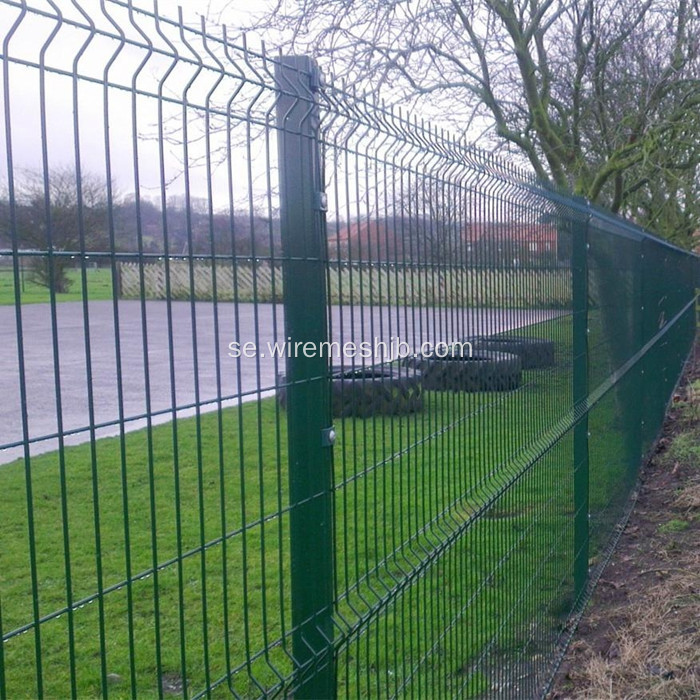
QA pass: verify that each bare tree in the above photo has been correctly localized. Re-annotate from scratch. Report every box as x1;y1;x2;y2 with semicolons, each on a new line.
4;168;111;293
227;0;700;244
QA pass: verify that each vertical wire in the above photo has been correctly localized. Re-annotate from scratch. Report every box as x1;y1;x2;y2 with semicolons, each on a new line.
422;128;437;698
227;69;254;697
342;98;362;699
343;118;360;698
319;107;338;685
222;44;240;696
453;144;468;700
99;3;136;694
241;40;273;691
326;113;349;698
417;140;430;700
200;19;230;697
344;97;371;699
351;101;371;700
390;124;406;698
359;117;382;700
393;121;410;697
100;0;136;697
220;27;249;695
365;122;382;700
176;11;209;695
435;136;449;696
448;139;461;692
447;142;461;693
340;112;362;697
385;117;402;700
435;129;450;698
476;163;487;692
151;3;188;693
516;180;528;694
320;105;348;695
68;2;109;691
464;151;478;695
441;146;457;655
262;48;288;690
125;3;164;693
408;124;423;700
33;3;76;695
492;168;503;696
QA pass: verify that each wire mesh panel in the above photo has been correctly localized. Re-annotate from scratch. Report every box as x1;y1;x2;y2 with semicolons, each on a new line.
319;89;579;698
0;2;698;699
0;2;295;697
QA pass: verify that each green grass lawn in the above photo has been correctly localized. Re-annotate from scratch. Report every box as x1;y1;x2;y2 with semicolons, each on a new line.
0;316;632;698
0;267;113;305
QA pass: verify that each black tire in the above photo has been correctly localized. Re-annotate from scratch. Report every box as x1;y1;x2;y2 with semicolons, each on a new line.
331;365;423;417
466;335;555;369
407;349;521;392
277;366;424;418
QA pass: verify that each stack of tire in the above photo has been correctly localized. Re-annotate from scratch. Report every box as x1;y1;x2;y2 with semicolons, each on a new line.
406;348;522;392
466;335;555;370
276;335;555;417
277;365;424;418
406;335;555;393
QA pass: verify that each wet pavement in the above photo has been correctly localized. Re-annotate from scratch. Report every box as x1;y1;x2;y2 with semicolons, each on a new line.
0;300;559;463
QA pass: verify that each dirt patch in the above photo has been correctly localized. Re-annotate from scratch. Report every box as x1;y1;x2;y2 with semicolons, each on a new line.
549;339;700;700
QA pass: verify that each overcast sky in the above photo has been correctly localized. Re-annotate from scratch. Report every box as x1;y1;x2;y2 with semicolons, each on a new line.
0;0;488;222
0;0;280;207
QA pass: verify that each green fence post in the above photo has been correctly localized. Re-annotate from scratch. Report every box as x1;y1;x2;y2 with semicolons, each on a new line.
572;206;590;605
631;238;646;471
275;56;336;699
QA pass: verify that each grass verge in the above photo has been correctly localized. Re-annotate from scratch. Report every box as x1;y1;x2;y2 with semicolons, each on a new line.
0;316;627;698
0;267;113;305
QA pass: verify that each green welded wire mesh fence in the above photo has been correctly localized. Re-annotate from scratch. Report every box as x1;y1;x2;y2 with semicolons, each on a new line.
0;2;698;699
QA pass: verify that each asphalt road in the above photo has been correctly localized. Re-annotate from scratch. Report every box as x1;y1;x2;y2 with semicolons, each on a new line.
0;301;558;463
